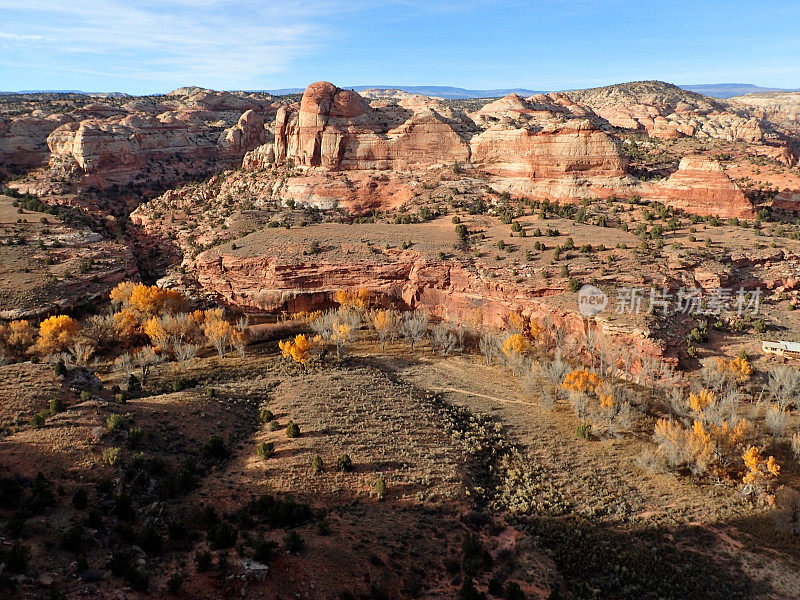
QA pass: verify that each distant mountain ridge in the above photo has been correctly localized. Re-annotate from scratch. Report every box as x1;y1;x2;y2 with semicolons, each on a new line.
3;83;798;100
266;85;544;99
678;83;800;98
270;83;799;100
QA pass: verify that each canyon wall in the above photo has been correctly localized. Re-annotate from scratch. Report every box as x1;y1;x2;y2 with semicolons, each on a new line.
195;249;671;367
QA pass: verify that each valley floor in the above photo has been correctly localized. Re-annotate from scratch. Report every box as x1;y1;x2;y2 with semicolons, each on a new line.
2;337;799;599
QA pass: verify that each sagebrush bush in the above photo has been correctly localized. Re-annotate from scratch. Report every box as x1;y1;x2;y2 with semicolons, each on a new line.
202;435;229;459
103;447;121;466
30;411;47;429
337;453;353;472
257;441;274;460
167;572;184;594
128;426;144;446
109;548;149;591
49;397;66;414
194;549;213;571
207;521;238;549
253;538;277;563
259;408;274;423
127;374;141;393
244;494;312;529
106;414;124;433
311;454;324;473
171;376;198;392
374;476;387;500
284;530;304;552
286;421;300;438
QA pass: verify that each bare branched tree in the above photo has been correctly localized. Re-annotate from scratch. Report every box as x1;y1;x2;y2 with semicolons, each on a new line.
174;342;200;369
69;341;95;366
401;310;429;351
767;365;800;412
479;332;501;366
431;323;458;355
134;347;164;385
114;352;134;379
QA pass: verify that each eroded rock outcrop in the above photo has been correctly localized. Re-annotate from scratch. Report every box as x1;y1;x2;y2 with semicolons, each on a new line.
274;81;470;170
649;156;755;218
195;248;671;368
45;106;268;188
567;81;767;142
469;119;629;199
0;112;74;170
267;82;631;204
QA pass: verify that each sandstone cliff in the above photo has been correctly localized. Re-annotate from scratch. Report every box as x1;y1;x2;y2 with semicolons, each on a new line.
195;246;669;369
648;156;755;218
0;112;74;171
265;82;633;205
45;107;268;188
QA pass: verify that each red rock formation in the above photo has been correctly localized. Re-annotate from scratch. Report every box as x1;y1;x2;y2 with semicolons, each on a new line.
772;189;800;216
194;249;671;367
470;119;627;180
275;81;469;170
45;107;267;188
648;156;755;218
268;82;632;205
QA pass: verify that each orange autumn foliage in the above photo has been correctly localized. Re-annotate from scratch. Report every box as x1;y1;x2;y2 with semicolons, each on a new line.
204;318;232;357
502;333;527;357
742;446;780;488
336;288;370;309
129;284;187;317
4;319;36;352
562;369;603;394
109;281;136;307
505;311;526;334
372;309;393;335
599;393;615;409
528;318;544;341
717;356;753;382
278;334;314;365
688;388;714;413
37;315;79;353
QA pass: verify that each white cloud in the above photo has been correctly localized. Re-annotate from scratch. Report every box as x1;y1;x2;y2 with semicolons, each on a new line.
0;32;44;41
0;0;342;88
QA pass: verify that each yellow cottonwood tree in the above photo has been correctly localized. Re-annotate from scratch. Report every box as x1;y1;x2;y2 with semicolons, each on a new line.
37;315;80;354
4;320;36;353
372;309;395;350
562;369;603;394
278;334;314;365
502;333;527;358
204;318;232;358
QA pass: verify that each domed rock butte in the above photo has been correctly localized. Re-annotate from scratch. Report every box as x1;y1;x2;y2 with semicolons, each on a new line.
4;78;800;599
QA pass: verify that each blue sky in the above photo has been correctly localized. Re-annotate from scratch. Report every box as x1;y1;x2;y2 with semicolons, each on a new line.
1;1;799;94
